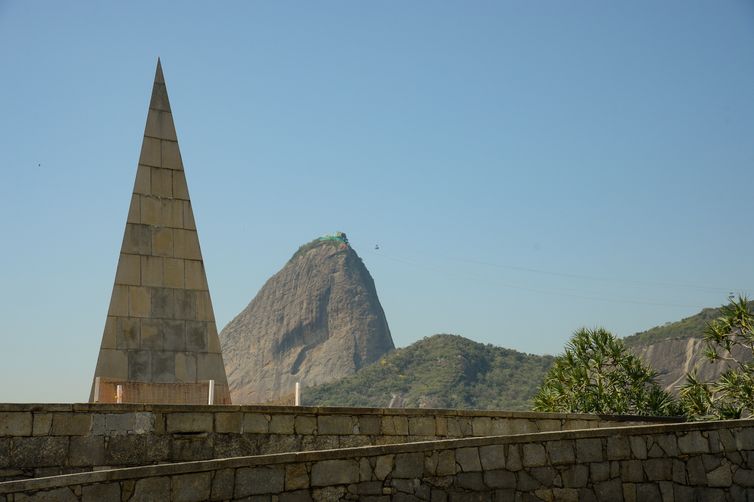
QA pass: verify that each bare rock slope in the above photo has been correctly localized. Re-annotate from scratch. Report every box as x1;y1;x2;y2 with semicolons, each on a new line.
220;234;395;404
625;305;751;394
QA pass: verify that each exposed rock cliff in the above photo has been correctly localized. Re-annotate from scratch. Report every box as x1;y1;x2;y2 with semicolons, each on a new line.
625;305;751;394
220;234;395;404
629;336;746;393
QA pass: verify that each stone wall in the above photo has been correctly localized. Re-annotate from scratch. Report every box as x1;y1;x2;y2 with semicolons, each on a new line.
0;404;675;481
1;419;752;501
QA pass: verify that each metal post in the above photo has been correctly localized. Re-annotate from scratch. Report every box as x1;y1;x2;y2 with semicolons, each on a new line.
93;377;101;403
208;380;215;405
294;381;300;406
116;384;123;404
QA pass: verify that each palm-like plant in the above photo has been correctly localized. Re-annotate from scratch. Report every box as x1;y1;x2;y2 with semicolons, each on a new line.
680;296;754;420
533;327;679;416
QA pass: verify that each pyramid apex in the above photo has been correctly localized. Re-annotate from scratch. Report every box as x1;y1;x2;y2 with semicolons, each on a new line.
149;59;170;113
154;58;165;84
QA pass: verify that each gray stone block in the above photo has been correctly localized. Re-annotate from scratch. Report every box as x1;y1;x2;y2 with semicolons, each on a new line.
50;413;92;436
0;438;8;468
210;468;234;500
374;454;394;480
607;435;630;460
286;463;309;490
161;320;186;351
706;463;732;487
270;415;295;435
594;478;622;501
530;466;556;486
82;482;120;502
318;415;353;435
235;467;285;498
31;414;52;436
174;290;197;320
552;488;580;502
678;430;709;454
436;450;456;476
358;416;381;435
693;487;726;502
575;438;602;462
243;413;269;433
561;465;588;488
644;458;672;481
479;444;505;470
69;436;105;467
116;318;140;349
196;353;226;381
672;459;687;484
105;434;146;465
311;459;359;486
547;440;575;464
150;288;175;318
409;417;436;436
166;413;212;433
733;468;754;487
129;477;170;502
11;436;68;468
128;350;151;380
587;462;608;483
215;413;242;433
516;470;541;491
687;455;707;485
172;472;211;502
394;452;424;478
471;417;492;436
295;415;317;435
621;459;644;482
145;434;171;462
629;436;647;459
522;443;546;467
360;457;372;481
14;487;78;501
455;447;482;472
381;416;408;436
171;435;213;462
151;351;176;383
483;469;516;489
506;444;522;471
279;491;315;502
0;412;32;436
635;482;661;501
186;321;208;351
456;472;485;490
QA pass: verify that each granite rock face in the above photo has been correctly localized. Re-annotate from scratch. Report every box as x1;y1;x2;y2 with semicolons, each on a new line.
220;236;394;404
630;337;749;394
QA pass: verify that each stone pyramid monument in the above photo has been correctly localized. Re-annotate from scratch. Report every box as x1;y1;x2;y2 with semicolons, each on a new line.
89;60;231;404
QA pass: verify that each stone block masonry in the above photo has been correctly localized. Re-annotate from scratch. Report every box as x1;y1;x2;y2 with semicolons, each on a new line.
1;418;752;501
0;403;676;481
89;59;230;405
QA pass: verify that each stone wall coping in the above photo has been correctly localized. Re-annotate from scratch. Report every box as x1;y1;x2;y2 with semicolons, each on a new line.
0;403;682;422
1;417;747;495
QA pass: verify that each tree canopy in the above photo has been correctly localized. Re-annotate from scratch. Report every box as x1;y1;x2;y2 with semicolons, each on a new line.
533;327;679;416
680;295;754;420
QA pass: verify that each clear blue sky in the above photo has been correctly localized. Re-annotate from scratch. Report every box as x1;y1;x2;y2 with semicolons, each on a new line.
1;1;753;402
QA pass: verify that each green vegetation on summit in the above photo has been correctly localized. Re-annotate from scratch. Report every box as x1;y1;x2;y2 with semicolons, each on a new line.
624;306;731;348
302;334;554;411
